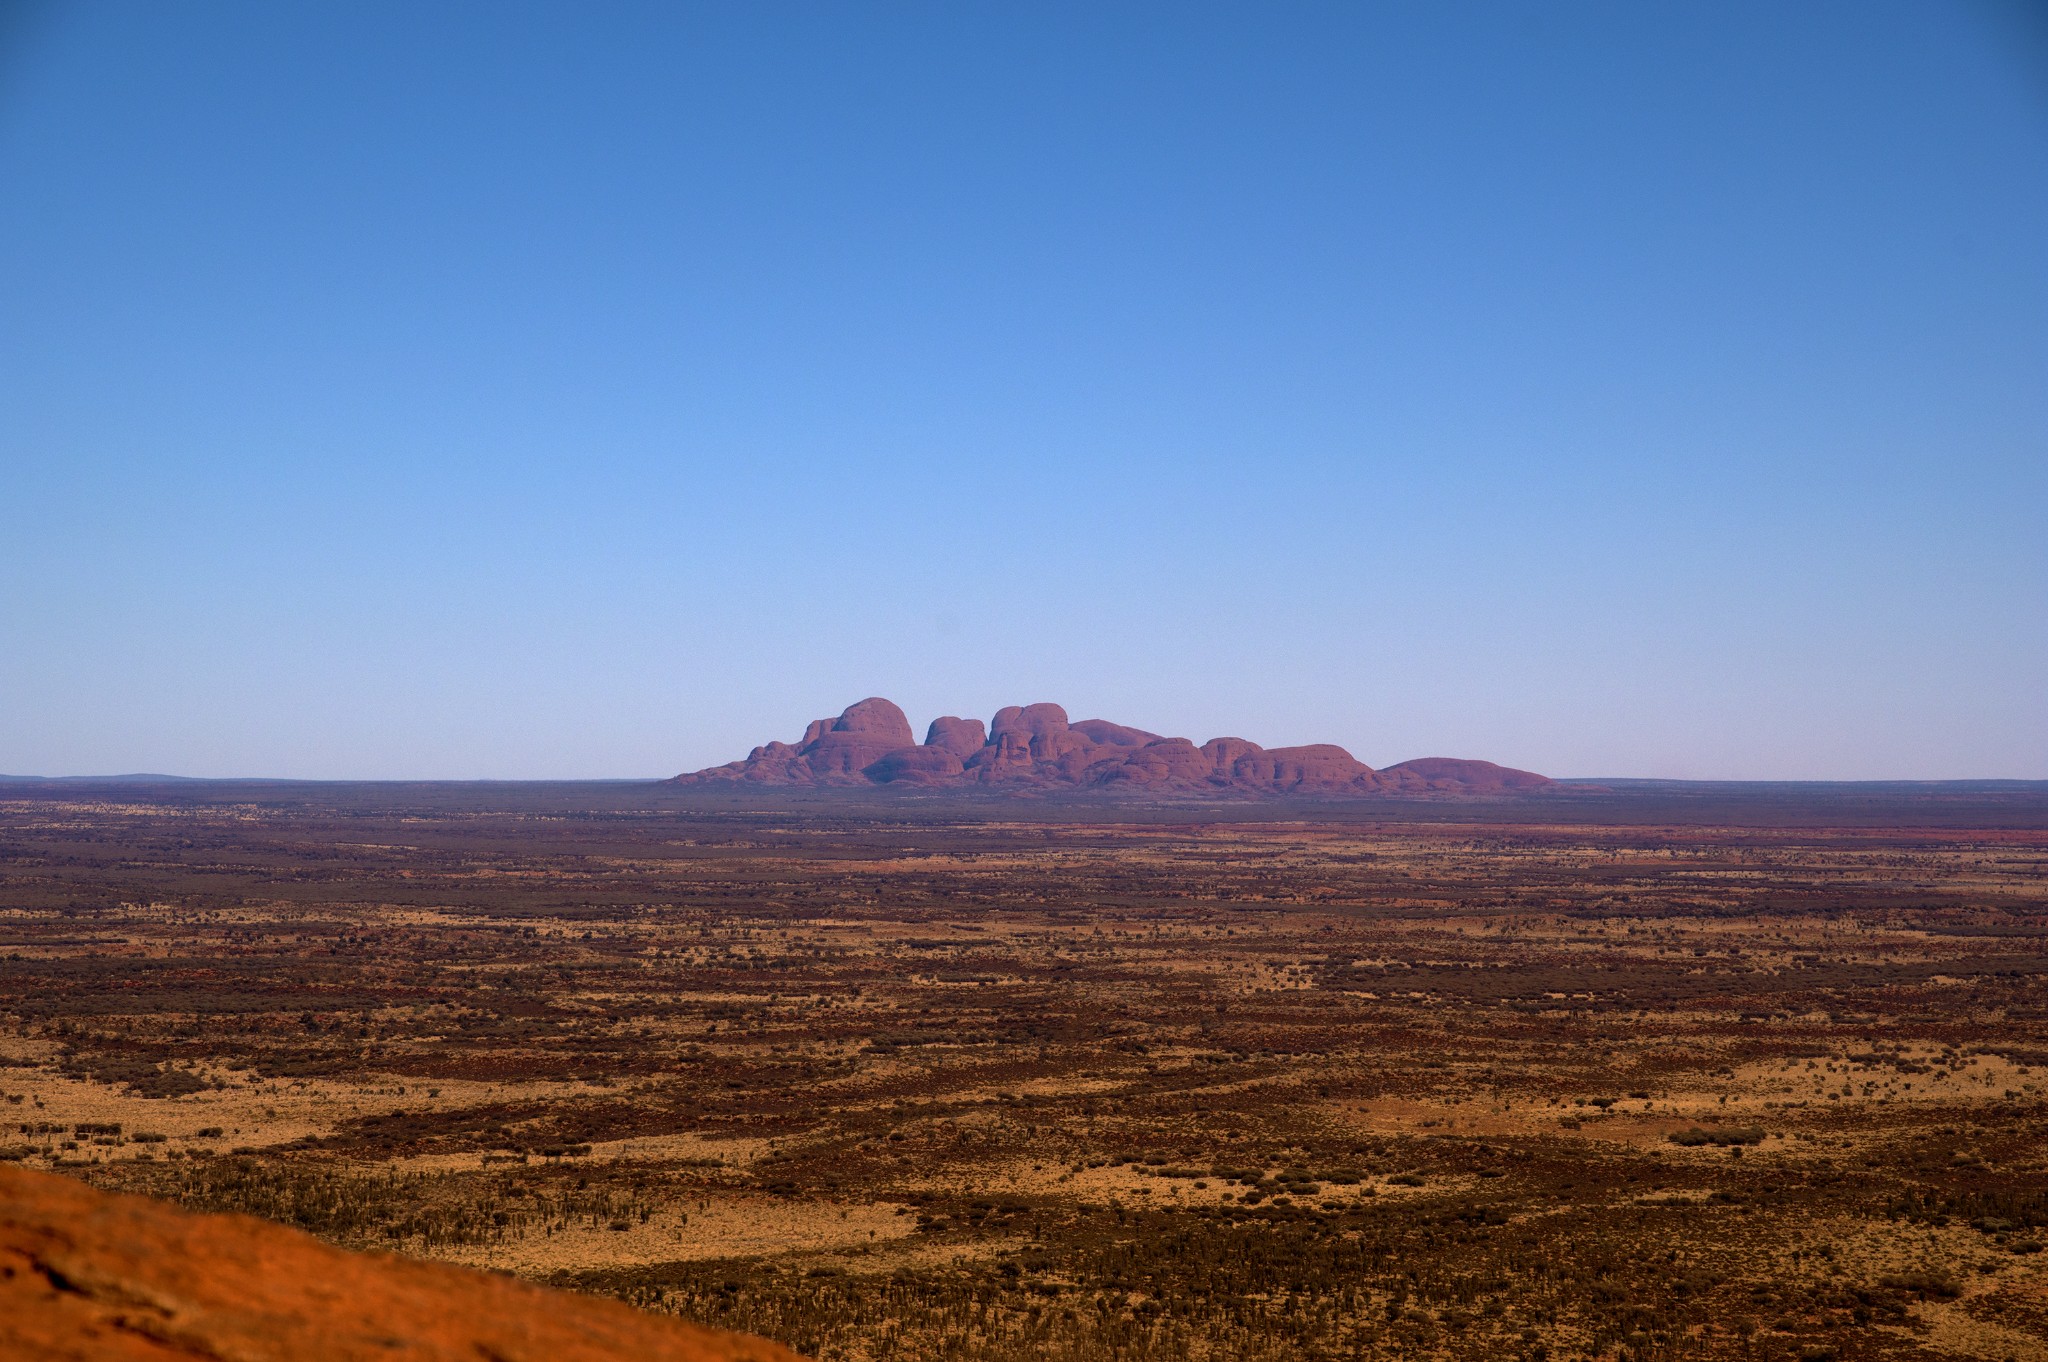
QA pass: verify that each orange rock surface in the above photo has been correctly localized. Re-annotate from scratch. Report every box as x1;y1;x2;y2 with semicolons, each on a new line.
0;1165;804;1362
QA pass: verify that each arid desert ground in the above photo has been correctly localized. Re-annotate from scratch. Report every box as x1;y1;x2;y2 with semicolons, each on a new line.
2;780;2044;1361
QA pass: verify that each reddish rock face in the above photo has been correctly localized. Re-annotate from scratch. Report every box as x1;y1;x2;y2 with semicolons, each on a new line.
1071;719;1161;748
831;698;915;741
923;716;987;759
865;746;964;783
800;697;915;779
990;703;1070;743
1377;757;1556;792
1262;744;1379;790
1200;737;1264;768
1095;737;1213;786
679;698;920;786
0;1165;802;1362
674;701;1555;797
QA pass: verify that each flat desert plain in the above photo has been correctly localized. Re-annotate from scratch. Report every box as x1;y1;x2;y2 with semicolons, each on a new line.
1;780;2044;1362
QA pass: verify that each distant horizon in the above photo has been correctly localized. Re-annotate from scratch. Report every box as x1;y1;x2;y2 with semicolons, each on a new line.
3;687;2048;785
4;3;2042;782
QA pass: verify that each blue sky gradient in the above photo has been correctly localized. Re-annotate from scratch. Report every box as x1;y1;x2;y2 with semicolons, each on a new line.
2;1;2043;779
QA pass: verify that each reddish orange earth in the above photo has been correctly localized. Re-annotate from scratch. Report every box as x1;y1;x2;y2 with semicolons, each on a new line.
0;1165;804;1362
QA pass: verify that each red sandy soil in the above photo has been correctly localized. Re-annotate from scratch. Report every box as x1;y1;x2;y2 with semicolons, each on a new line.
0;1165;804;1362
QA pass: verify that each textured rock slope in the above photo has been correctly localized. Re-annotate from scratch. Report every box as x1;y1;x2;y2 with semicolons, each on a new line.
676;698;1553;795
0;1165;803;1362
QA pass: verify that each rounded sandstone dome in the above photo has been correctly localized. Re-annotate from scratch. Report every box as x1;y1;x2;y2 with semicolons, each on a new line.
829;697;915;744
923;716;987;759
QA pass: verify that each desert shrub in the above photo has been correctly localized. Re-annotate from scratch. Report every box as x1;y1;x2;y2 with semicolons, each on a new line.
1878;1271;1960;1298
1670;1126;1763;1147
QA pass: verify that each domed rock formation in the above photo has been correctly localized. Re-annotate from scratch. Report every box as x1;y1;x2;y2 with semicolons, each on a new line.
1070;719;1161;747
674;700;1558;797
1376;757;1558;792
923;716;987;760
797;697;917;779
1260;744;1381;790
0;1165;803;1362
684;698;923;786
1095;737;1217;787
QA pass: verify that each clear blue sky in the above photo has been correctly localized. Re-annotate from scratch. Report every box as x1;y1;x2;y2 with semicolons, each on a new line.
2;1;2043;780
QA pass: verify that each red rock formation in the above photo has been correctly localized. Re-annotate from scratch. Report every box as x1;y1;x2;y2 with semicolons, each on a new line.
800;697;916;779
1096;737;1215;787
681;698;919;786
0;1164;803;1362
865;746;964;784
923;716;987;760
968;703;1110;779
673;700;1556;796
1376;757;1557;792
1261;745;1380;790
1070;719;1161;747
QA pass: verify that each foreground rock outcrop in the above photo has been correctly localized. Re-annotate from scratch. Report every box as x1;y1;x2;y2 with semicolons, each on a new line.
0;1165;803;1362
676;698;1556;795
